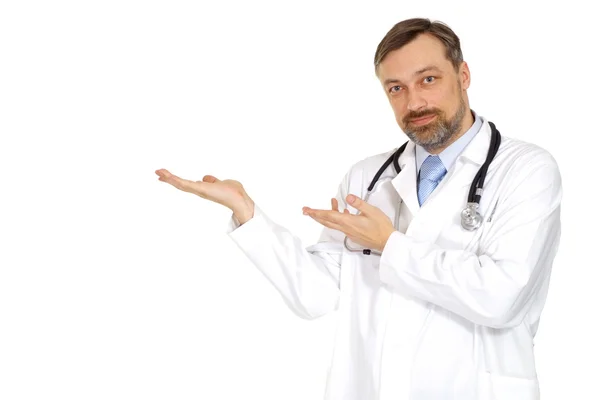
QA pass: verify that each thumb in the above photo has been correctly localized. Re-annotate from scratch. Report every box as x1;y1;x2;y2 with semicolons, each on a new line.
201;175;220;183
346;194;371;214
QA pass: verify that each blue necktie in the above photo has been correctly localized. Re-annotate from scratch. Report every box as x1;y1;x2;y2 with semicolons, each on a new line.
418;155;447;206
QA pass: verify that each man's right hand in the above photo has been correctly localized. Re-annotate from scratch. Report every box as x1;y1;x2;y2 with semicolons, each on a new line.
155;169;255;224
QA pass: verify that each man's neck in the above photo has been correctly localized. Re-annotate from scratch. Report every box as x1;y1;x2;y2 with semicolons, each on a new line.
429;109;475;155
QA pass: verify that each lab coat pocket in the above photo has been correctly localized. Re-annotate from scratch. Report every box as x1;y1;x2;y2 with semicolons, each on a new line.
477;371;539;400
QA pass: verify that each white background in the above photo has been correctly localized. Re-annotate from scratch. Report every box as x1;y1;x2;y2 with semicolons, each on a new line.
0;0;598;399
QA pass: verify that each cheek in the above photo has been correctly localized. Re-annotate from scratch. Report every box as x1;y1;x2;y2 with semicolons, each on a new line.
425;89;445;107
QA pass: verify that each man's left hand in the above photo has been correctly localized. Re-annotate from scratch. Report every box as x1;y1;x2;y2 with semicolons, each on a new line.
303;194;395;253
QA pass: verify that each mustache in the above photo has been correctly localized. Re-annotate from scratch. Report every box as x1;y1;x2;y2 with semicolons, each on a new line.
403;109;442;124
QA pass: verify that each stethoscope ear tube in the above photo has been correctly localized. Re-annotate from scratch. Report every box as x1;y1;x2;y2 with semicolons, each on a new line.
392;141;408;174
467;122;501;204
461;122;501;231
367;142;409;192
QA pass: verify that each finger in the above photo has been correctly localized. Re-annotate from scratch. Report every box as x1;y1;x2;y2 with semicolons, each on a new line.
305;208;352;225
303;207;358;237
201;175;220;183
346;194;373;215
156;169;181;183
331;198;339;211
307;213;345;232
155;170;204;194
155;168;172;179
170;177;199;193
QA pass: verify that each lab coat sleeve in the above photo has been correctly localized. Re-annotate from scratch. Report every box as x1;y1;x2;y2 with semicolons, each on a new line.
226;176;350;320
378;152;562;329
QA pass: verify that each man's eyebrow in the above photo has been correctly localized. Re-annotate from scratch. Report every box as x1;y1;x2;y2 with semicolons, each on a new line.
416;65;443;76
383;65;443;86
383;78;403;86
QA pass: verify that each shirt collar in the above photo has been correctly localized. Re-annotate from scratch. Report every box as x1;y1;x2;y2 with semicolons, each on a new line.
415;110;483;173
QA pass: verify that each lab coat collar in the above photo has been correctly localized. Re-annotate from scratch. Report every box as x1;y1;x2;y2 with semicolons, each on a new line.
457;117;492;167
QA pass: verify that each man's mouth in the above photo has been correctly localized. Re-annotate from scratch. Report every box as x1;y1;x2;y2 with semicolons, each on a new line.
409;114;437;126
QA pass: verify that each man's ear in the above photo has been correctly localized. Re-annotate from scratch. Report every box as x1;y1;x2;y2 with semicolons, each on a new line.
460;61;471;90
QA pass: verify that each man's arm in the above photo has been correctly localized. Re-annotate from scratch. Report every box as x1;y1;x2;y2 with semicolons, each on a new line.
227;203;345;320
378;152;562;328
155;168;350;320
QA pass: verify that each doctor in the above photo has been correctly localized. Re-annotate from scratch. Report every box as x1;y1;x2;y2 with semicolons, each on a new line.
155;18;561;400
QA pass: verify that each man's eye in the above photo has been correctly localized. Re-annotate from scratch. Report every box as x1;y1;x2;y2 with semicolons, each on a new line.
390;85;402;93
424;76;435;83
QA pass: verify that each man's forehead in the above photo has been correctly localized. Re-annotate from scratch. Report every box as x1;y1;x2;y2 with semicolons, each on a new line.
377;34;451;75
378;59;449;82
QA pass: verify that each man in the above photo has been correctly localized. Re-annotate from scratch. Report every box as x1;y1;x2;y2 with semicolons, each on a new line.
155;18;561;400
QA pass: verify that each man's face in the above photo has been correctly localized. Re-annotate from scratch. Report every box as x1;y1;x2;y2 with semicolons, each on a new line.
377;33;470;153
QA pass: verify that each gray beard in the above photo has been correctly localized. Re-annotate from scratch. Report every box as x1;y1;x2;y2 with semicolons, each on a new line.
405;99;467;153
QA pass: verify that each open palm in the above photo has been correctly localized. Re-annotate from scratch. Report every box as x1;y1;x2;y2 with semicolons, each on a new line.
155;169;246;210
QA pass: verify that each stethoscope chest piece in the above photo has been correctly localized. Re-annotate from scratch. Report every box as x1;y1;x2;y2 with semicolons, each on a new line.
461;202;483;231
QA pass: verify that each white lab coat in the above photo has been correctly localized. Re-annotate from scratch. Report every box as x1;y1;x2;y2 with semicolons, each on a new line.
227;118;562;400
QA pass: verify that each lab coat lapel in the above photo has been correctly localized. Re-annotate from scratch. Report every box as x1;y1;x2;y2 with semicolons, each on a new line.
390;141;419;216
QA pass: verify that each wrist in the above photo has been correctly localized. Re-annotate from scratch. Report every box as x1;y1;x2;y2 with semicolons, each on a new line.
379;228;396;252
232;195;255;225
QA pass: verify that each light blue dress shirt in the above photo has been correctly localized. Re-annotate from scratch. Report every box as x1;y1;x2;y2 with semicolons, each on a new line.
415;110;483;174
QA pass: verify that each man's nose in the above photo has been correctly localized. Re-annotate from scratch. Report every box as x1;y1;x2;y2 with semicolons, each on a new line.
406;89;428;112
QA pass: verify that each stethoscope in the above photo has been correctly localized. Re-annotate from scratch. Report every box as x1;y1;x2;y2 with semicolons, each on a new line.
343;121;501;256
